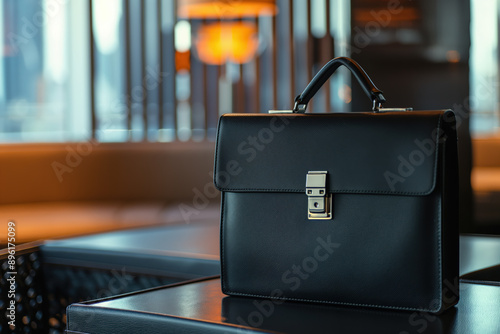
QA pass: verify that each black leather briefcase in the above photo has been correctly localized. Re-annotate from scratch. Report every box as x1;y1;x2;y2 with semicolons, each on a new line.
214;57;459;313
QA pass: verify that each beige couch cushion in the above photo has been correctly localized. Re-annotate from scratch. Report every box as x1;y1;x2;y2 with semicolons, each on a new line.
0;201;220;243
0;141;220;244
472;136;500;227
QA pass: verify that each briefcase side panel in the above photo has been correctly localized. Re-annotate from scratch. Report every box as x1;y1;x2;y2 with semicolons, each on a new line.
439;111;460;311
220;191;443;312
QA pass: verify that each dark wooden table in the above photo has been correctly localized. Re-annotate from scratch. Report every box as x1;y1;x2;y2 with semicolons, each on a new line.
65;227;500;334
67;276;500;334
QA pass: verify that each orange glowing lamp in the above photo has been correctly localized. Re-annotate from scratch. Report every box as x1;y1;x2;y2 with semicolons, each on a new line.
195;22;259;65
178;0;277;19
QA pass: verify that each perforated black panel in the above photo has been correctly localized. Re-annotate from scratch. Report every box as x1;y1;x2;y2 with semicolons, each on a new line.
1;246;188;334
44;265;182;333
1;246;47;333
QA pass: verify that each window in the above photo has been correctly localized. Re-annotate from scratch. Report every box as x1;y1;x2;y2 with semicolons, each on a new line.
1;0;90;141
9;1;500;142
1;0;354;143
470;0;500;135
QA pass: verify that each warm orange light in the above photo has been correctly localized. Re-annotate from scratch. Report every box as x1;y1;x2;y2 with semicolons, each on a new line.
338;84;352;104
176;50;191;72
195;22;259;65
446;50;461;63
354;8;420;27
178;0;277;19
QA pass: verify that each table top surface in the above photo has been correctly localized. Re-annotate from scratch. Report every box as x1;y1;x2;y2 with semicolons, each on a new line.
68;277;500;334
64;225;500;334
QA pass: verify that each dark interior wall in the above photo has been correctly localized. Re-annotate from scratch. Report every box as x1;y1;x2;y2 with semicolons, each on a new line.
349;0;473;232
351;59;468;112
350;0;470;111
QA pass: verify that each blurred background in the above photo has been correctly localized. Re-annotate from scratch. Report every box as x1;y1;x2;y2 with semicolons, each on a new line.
0;0;499;242
2;1;500;332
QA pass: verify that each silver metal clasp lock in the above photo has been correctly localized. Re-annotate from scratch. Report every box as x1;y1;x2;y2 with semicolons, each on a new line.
306;171;332;220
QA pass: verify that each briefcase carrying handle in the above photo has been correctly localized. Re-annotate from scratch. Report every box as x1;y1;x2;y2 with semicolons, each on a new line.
293;57;387;113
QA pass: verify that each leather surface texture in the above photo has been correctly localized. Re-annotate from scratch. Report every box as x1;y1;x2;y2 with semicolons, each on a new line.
42;219;220;279
215;110;459;313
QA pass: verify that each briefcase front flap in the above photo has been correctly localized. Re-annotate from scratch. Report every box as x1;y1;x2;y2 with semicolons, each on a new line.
215;110;451;195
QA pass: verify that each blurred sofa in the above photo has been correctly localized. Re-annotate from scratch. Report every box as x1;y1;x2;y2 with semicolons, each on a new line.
472;135;500;232
0;141;220;244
